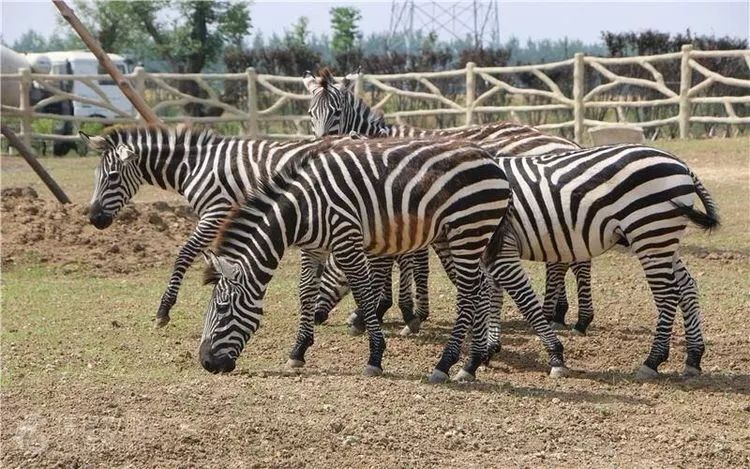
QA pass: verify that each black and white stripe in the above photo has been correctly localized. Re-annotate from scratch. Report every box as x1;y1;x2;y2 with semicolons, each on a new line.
83;125;351;329
199;137;551;381
304;69;588;338
480;144;719;377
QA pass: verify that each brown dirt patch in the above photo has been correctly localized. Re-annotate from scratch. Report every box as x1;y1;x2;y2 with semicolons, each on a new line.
1;187;197;274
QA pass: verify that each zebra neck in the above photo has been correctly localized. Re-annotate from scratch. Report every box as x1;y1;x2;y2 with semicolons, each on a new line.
347;94;391;136
134;140;197;195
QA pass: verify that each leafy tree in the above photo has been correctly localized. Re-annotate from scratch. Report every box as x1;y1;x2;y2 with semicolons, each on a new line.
330;7;361;55
286;17;311;47
10;30;50;52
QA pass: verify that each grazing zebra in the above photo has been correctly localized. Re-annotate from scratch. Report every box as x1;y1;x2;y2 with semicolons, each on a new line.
82;125;369;330
303;68;589;340
199;137;566;381
480;144;718;378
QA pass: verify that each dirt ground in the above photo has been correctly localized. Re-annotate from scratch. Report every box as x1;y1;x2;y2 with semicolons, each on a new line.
1;138;749;467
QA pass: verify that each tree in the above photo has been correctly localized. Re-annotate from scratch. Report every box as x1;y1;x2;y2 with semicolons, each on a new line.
67;0;251;73
10;30;49;52
330;7;362;72
330;7;361;55
286;17;311;47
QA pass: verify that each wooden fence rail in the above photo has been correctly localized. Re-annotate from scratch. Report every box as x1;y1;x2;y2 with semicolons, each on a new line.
1;45;748;150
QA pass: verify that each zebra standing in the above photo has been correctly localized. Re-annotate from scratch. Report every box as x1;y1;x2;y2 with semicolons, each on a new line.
199;137;568;381
303;68;590;341
83;125;370;331
480;145;718;377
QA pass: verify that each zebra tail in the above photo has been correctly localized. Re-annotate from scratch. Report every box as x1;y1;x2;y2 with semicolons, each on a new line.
671;171;720;232
481;203;516;268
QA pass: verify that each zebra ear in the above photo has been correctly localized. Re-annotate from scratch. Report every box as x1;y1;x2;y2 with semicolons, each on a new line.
79;132;107;151
302;72;317;92
115;144;138;164
204;250;241;281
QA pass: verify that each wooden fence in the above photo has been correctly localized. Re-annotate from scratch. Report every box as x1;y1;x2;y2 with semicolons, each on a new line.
1;45;748;149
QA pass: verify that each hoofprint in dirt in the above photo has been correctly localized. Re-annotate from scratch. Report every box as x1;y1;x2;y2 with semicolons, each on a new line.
1;138;749;467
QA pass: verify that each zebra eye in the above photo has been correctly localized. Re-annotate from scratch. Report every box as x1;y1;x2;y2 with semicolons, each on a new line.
107;172;120;182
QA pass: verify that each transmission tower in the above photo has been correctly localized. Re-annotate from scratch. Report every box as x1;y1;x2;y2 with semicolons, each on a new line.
389;0;500;53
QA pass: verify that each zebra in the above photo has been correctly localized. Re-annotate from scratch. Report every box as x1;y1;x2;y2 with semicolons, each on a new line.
479;144;719;378
198;136;568;381
82;124;376;331
303;68;590;341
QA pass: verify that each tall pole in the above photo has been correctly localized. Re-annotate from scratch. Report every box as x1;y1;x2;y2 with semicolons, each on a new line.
52;0;161;125
2;125;71;204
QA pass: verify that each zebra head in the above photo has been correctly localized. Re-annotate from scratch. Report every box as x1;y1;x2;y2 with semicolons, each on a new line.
199;250;258;374
81;131;143;230
303;68;357;137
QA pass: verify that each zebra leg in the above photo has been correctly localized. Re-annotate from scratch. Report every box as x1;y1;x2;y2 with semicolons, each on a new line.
313;254;350;325
350;256;395;335
674;256;705;377
395;254;424;335
486;283;503;360
543;262;569;328
412;248;431;322
430;260;483;383
156;217;222;327
457;274;494;380
288;251;326;367
570;261;594;336
375;256;395;322
482;236;568;378
635;252;680;379
333;238;387;375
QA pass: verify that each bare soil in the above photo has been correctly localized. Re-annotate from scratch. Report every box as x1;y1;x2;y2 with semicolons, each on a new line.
1;187;196;274
2;137;749;468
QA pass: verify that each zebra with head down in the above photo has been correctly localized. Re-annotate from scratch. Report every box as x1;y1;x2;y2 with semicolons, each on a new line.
197;136;570;381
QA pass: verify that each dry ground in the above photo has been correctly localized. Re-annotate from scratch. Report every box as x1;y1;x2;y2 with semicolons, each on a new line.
1;138;749;468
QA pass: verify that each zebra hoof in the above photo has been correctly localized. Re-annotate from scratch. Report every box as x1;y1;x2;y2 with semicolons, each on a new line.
549;366;570;378
154;315;170;328
286;359;305;369
346;312;358;326
571;328;586;337
349;325;365;336
635;364;659;380
428;369;450;384
550;321;567;330
453;369;476;382
682;365;701;378
399;325;413;337
363;365;383;377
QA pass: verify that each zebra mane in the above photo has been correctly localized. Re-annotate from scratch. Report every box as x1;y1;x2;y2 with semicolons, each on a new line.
317;67;336;88
100;124;218;149
210;138;341;262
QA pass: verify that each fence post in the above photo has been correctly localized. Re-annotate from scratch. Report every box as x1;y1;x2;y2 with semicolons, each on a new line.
678;44;693;139
246;67;259;138
573;53;585;144
19;67;33;149
465;62;476;127
133;66;146;120
354;69;364;97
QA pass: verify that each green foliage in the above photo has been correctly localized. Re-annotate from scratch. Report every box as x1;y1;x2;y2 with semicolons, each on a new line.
330;7;361;55
287;17;311;47
63;0;251;73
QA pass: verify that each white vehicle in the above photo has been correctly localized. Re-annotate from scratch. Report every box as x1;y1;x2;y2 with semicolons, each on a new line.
26;50;134;120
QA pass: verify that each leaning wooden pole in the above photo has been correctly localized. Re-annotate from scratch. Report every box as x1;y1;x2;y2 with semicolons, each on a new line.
1;125;71;204
52;0;161;125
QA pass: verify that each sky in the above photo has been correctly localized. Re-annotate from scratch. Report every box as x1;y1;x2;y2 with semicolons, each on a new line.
0;0;748;47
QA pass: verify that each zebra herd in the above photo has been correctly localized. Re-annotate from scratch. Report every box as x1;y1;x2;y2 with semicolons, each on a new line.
83;68;719;383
